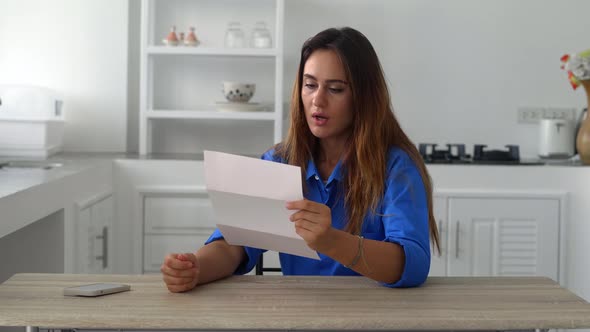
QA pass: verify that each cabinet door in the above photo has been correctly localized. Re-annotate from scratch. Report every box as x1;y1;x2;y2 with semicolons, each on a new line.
76;207;92;273
144;234;211;273
447;197;559;280
77;196;113;274
144;193;216;233
90;196;113;274
429;195;447;276
142;192;216;273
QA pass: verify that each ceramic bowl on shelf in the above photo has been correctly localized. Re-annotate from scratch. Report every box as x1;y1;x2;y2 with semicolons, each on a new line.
214;101;270;112
222;81;255;103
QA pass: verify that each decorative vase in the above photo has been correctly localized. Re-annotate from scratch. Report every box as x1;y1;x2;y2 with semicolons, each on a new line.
577;80;590;165
185;26;199;47
164;26;179;46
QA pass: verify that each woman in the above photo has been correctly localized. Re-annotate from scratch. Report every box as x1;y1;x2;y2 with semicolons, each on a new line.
161;27;440;292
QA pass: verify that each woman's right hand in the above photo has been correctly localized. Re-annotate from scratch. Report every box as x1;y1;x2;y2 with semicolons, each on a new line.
161;253;200;292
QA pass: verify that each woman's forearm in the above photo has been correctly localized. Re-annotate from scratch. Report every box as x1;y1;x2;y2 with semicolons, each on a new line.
194;240;246;285
323;230;405;284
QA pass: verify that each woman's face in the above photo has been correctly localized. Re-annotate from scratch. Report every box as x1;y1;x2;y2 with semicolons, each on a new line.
301;49;354;142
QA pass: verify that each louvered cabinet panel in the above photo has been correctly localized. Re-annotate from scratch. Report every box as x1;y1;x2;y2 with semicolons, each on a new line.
446;197;559;280
498;221;539;275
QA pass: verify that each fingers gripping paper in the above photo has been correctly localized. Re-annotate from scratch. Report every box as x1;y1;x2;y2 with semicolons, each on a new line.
204;151;320;260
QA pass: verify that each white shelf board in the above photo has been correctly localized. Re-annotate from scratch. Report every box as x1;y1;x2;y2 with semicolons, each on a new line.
146;109;276;121
146;46;279;57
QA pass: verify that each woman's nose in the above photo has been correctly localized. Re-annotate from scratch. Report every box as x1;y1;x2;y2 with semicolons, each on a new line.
312;87;327;107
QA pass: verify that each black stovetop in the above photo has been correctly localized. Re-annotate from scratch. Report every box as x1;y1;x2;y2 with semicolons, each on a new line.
418;144;544;165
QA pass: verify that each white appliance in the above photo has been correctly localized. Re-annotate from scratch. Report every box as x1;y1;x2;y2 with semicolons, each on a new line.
0;85;65;157
538;118;575;158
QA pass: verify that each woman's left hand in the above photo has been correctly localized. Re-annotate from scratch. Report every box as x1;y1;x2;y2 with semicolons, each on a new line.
286;199;336;252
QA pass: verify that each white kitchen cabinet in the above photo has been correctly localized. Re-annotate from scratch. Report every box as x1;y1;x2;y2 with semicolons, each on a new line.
429;194;447;276
139;0;285;155
139;188;282;274
429;191;565;283
75;194;113;274
141;188;216;273
144;234;212;273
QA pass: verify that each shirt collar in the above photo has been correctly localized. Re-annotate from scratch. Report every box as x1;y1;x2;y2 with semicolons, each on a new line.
305;158;344;184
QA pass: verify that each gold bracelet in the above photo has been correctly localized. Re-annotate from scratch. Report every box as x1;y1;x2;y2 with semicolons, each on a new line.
345;235;364;269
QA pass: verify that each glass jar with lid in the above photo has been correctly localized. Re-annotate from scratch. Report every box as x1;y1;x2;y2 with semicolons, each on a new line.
250;21;272;48
224;22;246;48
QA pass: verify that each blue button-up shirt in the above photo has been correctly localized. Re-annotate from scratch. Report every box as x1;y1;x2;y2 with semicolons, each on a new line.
205;147;431;287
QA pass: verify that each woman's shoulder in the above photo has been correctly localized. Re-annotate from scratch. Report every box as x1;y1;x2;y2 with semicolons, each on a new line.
386;146;420;172
385;146;426;190
261;145;287;163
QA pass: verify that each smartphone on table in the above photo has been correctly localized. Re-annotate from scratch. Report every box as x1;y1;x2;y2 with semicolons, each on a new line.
63;283;131;297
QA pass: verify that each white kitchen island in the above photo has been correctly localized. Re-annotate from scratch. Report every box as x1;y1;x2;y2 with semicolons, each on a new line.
0;155;114;283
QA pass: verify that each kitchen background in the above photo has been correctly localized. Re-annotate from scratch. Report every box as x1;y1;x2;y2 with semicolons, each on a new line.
1;0;589;158
0;0;590;331
1;2;590;332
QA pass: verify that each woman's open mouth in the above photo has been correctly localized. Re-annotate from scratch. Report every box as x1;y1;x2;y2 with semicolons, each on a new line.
312;113;328;126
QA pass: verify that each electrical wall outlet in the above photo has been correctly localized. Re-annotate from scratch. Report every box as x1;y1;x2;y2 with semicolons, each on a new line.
517;107;544;124
518;106;577;124
543;107;577;121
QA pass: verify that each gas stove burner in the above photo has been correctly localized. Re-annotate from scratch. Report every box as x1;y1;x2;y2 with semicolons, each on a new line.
418;143;523;165
418;143;470;164
473;144;520;164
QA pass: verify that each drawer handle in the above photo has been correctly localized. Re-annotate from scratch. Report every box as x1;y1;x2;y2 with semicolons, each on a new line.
95;226;108;269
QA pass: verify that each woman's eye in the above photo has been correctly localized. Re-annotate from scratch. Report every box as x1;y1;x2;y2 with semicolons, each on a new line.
304;83;317;89
329;87;344;93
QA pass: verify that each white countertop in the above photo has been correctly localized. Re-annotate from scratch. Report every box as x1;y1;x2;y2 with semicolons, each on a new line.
0;152;212;239
0;151;586;201
0;154;115;239
0;151;587;239
0;152;206;200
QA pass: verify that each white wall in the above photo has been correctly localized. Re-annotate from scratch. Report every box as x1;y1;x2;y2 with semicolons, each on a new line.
0;0;129;152
2;1;589;156
282;0;590;158
124;0;590;157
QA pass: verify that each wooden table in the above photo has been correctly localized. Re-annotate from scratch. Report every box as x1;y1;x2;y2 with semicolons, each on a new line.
1;273;590;331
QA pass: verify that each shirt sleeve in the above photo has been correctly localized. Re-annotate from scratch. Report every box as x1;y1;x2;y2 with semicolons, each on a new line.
379;150;431;288
202;148;278;275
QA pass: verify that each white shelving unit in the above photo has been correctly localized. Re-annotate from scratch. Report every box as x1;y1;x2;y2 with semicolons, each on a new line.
139;0;285;155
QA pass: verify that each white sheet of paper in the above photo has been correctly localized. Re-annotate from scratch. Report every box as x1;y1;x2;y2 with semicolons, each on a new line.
204;150;320;260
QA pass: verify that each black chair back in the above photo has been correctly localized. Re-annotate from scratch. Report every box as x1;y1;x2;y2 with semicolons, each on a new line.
255;254;282;275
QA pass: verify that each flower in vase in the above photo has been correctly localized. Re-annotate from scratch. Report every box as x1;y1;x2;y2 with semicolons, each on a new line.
561;49;590;89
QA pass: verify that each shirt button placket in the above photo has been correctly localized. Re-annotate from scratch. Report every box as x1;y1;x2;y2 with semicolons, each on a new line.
314;174;328;202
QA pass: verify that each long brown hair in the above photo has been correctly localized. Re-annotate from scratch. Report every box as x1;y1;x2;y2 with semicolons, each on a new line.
277;27;440;254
